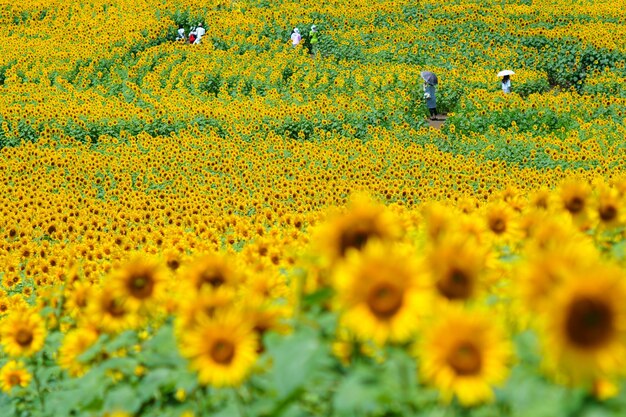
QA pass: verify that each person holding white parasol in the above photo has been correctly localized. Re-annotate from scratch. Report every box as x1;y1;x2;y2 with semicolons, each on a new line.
498;70;514;93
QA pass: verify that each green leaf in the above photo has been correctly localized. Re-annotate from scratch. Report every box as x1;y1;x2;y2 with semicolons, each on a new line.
265;326;326;399
104;385;143;414
105;330;138;352
333;367;380;415
137;368;174;399
209;402;239;417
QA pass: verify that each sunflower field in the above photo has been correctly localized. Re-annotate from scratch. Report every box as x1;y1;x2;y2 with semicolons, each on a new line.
1;0;626;415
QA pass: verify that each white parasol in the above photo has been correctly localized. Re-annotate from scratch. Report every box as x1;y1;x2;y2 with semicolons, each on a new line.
497;70;515;77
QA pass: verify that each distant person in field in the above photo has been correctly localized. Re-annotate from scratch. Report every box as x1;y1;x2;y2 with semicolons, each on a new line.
195;23;206;44
291;28;301;47
176;25;185;41
189;29;197;45
309;25;319;56
502;75;511;93
424;81;438;121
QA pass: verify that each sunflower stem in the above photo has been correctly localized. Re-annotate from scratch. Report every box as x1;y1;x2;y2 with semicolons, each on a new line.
234;387;248;417
30;354;46;413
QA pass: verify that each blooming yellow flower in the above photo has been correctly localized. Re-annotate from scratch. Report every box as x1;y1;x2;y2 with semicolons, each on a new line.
0;310;46;357
419;309;511;406
539;264;626;384
0;360;31;393
332;241;430;345
58;327;100;377
178;313;258;387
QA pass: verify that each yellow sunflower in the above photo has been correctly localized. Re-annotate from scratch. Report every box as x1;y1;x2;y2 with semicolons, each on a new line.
0;310;46;357
593;185;625;231
539;265;626;384
318;194;400;264
419;309;511;406
64;280;93;318
58;327;100;377
483;202;521;244
523;212;588;253
426;235;487;304
175;287;236;331
240;295;292;346
422;202;455;242
182;253;242;293
332;241;430;345
178;313;258;388
558;180;592;230
517;241;599;314
0;360;31;393
108;257;167;312
85;288;139;334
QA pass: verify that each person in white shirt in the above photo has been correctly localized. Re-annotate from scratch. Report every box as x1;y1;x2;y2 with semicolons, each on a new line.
176;25;185;41
502;75;511;93
291;28;301;47
195;23;206;44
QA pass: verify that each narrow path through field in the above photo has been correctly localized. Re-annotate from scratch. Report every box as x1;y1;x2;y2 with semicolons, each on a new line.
427;114;447;130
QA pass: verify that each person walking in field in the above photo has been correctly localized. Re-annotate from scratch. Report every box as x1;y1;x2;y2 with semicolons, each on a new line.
501;75;511;93
291;28;301;47
189;29;197;44
498;70;514;93
176;25;185;41
195;23;206;44
421;71;439;121
309;24;319;56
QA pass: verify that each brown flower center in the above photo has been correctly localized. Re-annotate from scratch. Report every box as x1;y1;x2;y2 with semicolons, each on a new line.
15;329;34;347
489;217;506;234
339;222;380;256
534;197;548;209
105;297;126;317
8;374;21;386
448;341;482;376
210;339;236;365
566;297;614;349
565;197;585;214
599;205;617;222
75;294;87;308
436;268;473;300
367;283;403;319
199;271;225;289
167;259;180;271
127;273;155;299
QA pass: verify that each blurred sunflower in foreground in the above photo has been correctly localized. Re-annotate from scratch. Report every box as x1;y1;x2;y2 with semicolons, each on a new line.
539;264;626;385
178;313;258;387
0;360;31;393
419;309;512;406
332;240;430;345
0;310;46;357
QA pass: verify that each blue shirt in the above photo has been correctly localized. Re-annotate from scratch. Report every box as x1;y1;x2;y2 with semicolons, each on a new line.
424;84;436;108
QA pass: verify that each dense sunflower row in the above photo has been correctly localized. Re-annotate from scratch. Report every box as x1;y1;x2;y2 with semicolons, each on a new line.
1;0;626;415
